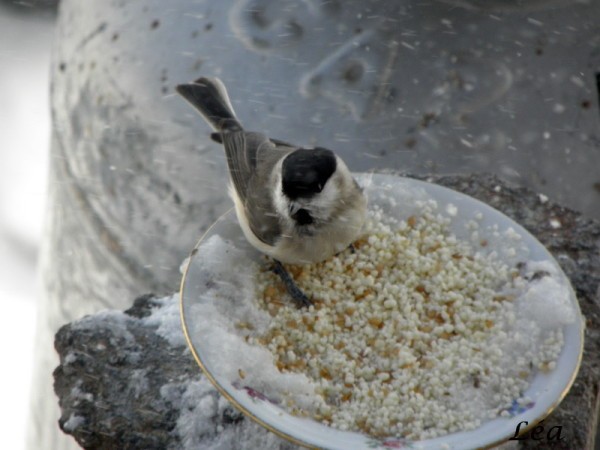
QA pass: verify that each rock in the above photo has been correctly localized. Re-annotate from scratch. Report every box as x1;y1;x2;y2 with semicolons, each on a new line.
54;294;298;450
53;174;600;449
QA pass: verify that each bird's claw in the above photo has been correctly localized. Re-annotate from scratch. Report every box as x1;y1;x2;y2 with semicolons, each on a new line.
270;260;313;308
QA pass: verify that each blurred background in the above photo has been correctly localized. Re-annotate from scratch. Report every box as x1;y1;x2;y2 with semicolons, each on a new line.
0;1;56;448
1;0;599;449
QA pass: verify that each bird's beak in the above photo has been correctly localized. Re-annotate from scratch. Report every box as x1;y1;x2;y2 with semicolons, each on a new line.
289;202;301;216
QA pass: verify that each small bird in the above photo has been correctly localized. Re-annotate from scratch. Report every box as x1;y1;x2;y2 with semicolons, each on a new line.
176;77;367;307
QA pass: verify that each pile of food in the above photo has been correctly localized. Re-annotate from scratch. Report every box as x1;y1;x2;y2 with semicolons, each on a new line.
247;201;571;440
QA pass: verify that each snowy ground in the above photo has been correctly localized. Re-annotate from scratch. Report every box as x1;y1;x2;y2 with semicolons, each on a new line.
0;5;55;449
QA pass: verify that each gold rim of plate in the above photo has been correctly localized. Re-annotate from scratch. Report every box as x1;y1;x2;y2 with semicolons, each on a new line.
179;198;585;450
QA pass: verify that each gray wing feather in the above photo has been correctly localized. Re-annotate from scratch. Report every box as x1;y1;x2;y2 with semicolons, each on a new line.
222;131;293;246
221;131;251;198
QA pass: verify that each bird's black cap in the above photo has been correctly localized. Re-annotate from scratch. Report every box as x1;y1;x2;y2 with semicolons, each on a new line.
282;147;337;200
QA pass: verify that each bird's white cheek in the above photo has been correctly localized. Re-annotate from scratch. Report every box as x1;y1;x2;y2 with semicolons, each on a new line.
272;178;289;217
307;184;339;220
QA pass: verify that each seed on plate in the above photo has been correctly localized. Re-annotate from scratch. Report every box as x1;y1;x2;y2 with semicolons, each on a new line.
251;202;570;440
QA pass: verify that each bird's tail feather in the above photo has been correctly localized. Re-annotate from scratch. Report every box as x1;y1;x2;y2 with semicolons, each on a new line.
176;77;242;132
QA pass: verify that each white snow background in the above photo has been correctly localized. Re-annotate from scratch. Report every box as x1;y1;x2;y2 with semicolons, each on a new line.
0;5;54;449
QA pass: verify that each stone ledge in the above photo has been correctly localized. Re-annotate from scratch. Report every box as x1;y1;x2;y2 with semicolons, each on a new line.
53;174;600;449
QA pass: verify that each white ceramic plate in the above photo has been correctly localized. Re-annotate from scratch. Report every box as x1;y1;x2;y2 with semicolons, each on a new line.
180;174;583;450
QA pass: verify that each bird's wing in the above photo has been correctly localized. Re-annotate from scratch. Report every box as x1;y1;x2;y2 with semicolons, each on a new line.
221;131;290;246
247;138;297;245
221;131;251;200
243;180;281;246
220;131;273;201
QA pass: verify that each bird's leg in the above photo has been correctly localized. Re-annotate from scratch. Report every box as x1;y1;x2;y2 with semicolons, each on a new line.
270;260;312;308
335;243;356;258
